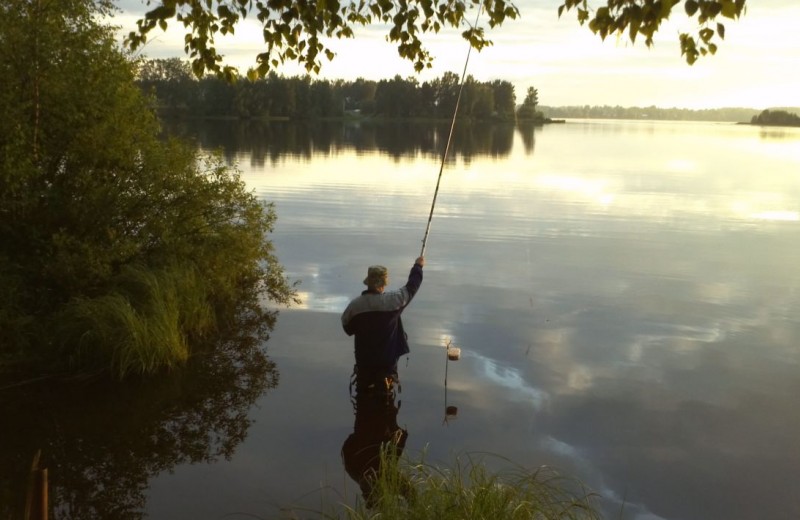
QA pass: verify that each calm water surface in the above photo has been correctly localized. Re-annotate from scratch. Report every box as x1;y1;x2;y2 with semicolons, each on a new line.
5;120;800;520
184;118;798;520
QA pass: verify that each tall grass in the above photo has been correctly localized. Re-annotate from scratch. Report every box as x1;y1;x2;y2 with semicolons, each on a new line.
56;263;214;378
337;448;602;520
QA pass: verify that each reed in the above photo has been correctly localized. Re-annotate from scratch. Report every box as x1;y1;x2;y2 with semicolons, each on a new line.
56;263;215;378
338;449;602;520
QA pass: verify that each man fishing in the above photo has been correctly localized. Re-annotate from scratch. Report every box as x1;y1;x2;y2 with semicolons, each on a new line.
341;256;425;392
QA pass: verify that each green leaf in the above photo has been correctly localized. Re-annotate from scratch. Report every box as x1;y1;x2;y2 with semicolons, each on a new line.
661;0;679;17
720;0;740;18
377;0;392;14
629;17;641;42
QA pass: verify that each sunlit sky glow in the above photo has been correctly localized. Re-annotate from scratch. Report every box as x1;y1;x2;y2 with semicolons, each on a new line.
115;0;799;109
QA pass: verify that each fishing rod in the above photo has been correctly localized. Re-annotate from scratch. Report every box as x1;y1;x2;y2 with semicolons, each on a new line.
419;5;482;258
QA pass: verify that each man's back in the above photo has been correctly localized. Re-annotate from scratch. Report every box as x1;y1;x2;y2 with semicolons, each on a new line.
341;259;424;379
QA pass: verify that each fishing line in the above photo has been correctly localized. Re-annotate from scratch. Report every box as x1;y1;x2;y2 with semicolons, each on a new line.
419;5;483;257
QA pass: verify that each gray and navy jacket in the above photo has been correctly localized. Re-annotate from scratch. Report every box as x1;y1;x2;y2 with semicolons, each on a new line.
341;263;423;373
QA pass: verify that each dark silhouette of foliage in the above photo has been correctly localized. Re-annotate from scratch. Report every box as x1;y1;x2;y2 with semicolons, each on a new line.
135;63;519;122
750;109;800;127
558;0;747;64
517;86;542;121
125;0;747;79
126;0;518;78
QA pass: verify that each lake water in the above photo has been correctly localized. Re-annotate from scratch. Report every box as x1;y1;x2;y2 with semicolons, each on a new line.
3;119;799;519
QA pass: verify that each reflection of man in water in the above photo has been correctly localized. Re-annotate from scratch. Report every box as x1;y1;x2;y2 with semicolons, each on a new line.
341;384;409;507
341;257;424;391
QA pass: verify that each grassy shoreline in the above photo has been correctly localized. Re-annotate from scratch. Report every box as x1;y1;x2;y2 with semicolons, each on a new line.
318;448;603;520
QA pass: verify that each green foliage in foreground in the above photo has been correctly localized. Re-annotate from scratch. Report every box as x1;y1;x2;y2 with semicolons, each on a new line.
331;449;601;520
0;0;295;378
127;0;518;79
126;0;745;81
558;0;746;65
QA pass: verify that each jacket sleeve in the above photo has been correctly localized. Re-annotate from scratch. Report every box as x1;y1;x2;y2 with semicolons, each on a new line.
404;263;423;300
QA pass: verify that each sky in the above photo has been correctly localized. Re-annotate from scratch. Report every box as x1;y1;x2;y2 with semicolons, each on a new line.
113;0;800;109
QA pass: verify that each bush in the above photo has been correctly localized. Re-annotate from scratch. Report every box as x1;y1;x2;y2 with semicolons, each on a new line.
0;0;295;377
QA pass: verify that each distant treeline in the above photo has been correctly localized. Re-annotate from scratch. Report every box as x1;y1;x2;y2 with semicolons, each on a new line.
136;58;531;122
540;105;800;123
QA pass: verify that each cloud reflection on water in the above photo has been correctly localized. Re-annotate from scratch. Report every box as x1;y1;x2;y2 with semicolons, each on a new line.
469;351;549;410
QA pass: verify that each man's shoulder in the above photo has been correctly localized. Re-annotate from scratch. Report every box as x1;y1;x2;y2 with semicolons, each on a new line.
346;290;406;315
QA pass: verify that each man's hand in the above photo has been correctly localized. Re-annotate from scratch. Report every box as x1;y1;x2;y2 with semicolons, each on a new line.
415;256;425;267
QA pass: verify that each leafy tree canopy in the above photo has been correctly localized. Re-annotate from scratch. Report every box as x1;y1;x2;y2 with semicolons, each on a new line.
126;0;747;79
558;0;747;64
127;0;518;80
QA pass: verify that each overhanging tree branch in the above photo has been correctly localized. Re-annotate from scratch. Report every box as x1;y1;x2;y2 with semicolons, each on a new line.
125;0;747;79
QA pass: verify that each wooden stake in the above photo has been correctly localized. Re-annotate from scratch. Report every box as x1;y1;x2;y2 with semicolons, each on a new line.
40;468;48;520
24;451;41;520
24;450;48;520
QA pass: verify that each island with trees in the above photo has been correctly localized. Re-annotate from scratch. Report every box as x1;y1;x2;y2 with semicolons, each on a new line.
750;109;800;127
